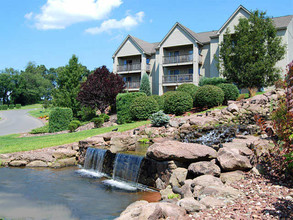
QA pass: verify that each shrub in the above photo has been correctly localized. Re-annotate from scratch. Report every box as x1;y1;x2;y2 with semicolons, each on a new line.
8;105;14;109
0;106;3;110
199;77;227;86
236;94;246;101
42;99;51;109
30;124;49;134
150;110;170;127
194;85;225;108
15;104;21;109
116;92;146;124
130;96;159;120
151;95;164;110
162;91;176;101
176;83;198;104
91;117;104;128
164;91;193;115
99;113;110;122
274;79;284;89
68;120;81;132
77;106;96;121
217;83;239;104
49;108;73;133
2;105;8;110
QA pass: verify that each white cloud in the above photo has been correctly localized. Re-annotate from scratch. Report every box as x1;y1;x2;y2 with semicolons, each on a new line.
85;11;144;34
26;0;122;30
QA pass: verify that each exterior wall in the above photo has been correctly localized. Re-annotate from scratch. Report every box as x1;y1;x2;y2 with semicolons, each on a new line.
116;39;141;57
209;37;220;77
200;44;210;77
276;29;289;77
287;19;293;68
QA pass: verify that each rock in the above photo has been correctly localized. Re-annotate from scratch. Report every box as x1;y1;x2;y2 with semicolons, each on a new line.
249;94;269;105
180;180;195;198
217;145;253;171
158;202;187;218
169;120;179;128
147;141;217;162
251;167;260;175
110;135;139;153
81;136;107;146
52;148;77;159
188;161;221;177
188;116;216;127
169;168;187;187
26;160;48;167
54;157;77;167
227;103;239;113
177;198;205;212
155;178;166;190
220;171;244;184
160;185;173;200
200;196;225;209
0;154;9;160
9;160;27;167
200;185;243;200
193;175;224;187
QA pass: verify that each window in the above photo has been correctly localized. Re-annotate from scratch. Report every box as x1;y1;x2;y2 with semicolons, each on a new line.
146;58;150;64
168;69;179;75
174;69;179;75
123;76;132;82
198;67;201;76
189;69;193;74
126;60;132;65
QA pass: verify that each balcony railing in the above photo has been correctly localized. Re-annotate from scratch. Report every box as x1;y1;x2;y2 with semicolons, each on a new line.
163;54;193;64
125;81;140;89
163;74;193;84
117;63;141;72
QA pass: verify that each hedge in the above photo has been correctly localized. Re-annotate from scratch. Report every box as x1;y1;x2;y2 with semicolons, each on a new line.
164;91;193;115
199;77;227;86
15;104;21;109
194;85;225;108
217;83;239;104
176;83;198;105
49;107;73;133
116;92;146;124
151;95;164;110
130;96;159;120
91;117;104;128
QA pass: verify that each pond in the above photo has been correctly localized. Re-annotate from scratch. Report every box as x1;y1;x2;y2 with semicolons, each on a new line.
0;167;159;220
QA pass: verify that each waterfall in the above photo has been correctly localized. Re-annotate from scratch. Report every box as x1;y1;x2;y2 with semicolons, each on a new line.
112;153;143;184
84;147;107;172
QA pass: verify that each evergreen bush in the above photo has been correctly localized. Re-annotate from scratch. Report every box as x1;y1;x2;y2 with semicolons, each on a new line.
30;124;49;134
116;92;146;124
176;83;198;105
150;110;170;127
130;96;159;120
217;83;239;104
8;105;14;109
49;107;73;133
77;106;96;121
151;95;164;110
194;85;225;108
2;105;8;110
99;113;110;122
199;77;227;86
15;104;21;109
91;117;104;128
68;120;81;132
139;73;151;96
164;91;193;115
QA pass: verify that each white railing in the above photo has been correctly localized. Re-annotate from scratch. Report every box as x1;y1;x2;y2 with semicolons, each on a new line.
125;81;140;89
163;74;193;84
163;54;193;64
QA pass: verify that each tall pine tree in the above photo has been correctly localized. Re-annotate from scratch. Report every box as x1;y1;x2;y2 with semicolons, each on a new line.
139;73;151;96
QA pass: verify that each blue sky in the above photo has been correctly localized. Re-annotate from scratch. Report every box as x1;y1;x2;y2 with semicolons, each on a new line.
0;0;292;71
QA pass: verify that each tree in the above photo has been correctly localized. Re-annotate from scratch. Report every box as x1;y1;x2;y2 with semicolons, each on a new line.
217;10;286;97
0;68;17;104
139;73;151;96
52;55;89;116
77;66;125;113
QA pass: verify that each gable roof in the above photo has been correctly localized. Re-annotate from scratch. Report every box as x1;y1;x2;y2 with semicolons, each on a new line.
217;5;251;34
273;15;293;29
113;35;158;58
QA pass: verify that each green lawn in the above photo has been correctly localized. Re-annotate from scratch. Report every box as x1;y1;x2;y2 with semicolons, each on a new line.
20;104;42;110
29;108;51;118
240;91;266;99
0;120;150;154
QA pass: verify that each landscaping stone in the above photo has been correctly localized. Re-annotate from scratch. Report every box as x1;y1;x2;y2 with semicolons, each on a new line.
109;135;139;153
188;161;221;177
193;175;224;187
147;140;217;162
26;160;48;167
160;185;173;200
9;160;27;167
169;168;187;187
220;171;245;184
199;196;225;209
227;103;239;113
52;148;77;159
177;198;205;212
200;185;243;200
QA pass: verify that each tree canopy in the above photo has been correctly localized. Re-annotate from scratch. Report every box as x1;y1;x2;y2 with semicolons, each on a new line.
77;65;125;113
217;10;286;95
52;55;89;116
139;73;152;96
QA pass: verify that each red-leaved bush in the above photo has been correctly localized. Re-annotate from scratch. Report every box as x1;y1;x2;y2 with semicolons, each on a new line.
77;66;125;113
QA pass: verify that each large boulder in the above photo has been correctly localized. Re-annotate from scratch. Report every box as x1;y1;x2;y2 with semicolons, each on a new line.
52;148;77;159
169;168;188;187
217;144;253;171
188;161;221;177
220;171;244;184
9;160;27;167
110;135;139;153
227;103;239;113
26;160;48;167
199;196;225;209
193;175;224;187
200;185;244;200
147;141;217;162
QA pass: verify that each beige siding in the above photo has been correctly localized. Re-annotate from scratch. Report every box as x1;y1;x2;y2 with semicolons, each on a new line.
161;26;194;47
200;44;210;77
116;39;142;57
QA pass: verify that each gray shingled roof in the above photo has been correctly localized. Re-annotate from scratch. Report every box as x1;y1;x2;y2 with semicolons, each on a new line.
272;15;293;29
130;35;159;55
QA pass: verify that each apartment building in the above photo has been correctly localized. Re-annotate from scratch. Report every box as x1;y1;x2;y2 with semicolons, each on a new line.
113;5;293;95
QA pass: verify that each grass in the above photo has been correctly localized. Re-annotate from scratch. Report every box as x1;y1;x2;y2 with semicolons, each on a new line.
0;120;150;154
0;103;42;112
29;108;51;118
239;91;266;99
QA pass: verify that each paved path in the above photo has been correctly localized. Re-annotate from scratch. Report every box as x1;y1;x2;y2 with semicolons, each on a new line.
0;109;44;136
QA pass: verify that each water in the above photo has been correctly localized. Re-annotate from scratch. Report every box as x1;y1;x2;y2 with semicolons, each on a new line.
83;147;107;177
0;167;156;220
103;153;144;191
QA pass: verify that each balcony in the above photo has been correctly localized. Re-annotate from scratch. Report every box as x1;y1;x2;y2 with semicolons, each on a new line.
117;63;141;72
125;81;140;90
163;54;193;65
163;74;193;84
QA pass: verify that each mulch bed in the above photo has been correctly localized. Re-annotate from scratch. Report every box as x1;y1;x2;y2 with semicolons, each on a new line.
193;172;293;219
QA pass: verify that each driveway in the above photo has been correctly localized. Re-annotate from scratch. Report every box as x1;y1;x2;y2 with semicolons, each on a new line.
0;109;44;136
